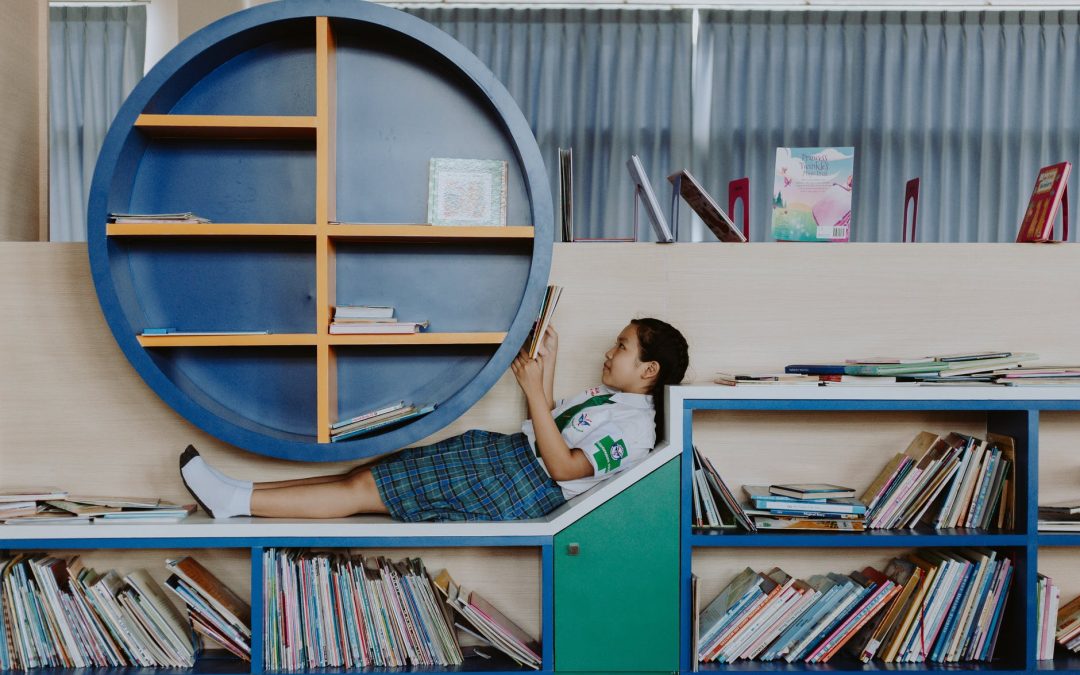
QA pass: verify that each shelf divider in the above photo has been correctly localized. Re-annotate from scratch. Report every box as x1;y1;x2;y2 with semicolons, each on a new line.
134;113;318;139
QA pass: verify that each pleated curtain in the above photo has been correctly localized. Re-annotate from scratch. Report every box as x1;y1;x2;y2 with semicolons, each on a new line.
49;5;146;242
694;9;1080;242
407;7;694;241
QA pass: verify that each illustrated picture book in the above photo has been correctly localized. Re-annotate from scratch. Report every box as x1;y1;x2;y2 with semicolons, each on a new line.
428;158;508;227
772;147;855;242
1016;161;1071;243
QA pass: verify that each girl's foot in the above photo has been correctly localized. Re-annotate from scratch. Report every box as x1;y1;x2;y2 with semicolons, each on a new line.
179;447;252;519
181;445;253;489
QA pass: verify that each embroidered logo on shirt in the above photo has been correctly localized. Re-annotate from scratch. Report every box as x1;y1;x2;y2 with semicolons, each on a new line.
592;436;628;474
586;386;602;397
570;413;592;432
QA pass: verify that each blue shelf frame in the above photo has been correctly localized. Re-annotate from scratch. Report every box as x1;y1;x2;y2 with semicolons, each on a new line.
0;536;555;675
86;0;554;462
678;396;1080;675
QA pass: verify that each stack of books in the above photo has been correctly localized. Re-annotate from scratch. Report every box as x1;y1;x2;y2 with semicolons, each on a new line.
1038;499;1080;532
742;485;865;532
0;490;195;525
1056;591;1080;653
713;373;819;386
994;366;1080;386
264;549;468;670
329;305;429;335
696;549;1013;665
862;431;1015;531
164;556;251;661
109;212;211;224
0;554;197;668
691;446;755;532
433;570;542;669
1037;574;1061;660
785;352;1041;385
330;401;437;442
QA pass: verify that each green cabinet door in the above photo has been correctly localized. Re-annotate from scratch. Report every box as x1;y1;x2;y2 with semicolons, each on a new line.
553;458;680;672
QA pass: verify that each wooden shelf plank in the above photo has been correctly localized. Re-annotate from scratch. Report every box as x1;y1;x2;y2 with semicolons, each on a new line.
328;332;507;346
134;114;318;139
327;224;535;240
138;333;317;348
137;333;507;347
107;223;319;237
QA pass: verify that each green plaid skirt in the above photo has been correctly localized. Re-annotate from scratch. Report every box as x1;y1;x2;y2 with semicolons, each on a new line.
371;430;567;522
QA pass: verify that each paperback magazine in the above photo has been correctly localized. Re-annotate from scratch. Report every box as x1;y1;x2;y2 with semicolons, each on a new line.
772;147;854;242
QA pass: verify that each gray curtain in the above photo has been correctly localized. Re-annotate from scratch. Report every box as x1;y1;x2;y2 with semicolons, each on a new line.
50;5;146;242
407;8;694;241
695;9;1080;242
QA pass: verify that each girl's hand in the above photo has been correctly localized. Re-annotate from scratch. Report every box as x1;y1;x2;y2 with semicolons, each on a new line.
511;348;545;397
536;325;559;360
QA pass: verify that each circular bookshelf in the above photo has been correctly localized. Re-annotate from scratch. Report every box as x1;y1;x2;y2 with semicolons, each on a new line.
87;1;553;461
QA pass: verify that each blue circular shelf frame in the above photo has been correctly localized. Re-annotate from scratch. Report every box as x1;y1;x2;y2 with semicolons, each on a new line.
87;0;553;462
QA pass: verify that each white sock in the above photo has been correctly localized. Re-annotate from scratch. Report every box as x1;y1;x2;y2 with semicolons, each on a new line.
180;455;252;519
205;463;253;490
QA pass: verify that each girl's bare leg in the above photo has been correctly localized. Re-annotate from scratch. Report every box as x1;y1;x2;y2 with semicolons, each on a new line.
249;467;389;518
252;464;367;490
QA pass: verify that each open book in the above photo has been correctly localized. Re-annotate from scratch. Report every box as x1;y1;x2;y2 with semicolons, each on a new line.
526;285;562;359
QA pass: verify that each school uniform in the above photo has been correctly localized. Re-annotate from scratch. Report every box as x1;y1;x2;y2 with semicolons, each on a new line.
371;385;656;521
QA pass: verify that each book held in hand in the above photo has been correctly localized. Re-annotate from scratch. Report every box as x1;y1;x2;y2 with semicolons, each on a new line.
527;285;562;359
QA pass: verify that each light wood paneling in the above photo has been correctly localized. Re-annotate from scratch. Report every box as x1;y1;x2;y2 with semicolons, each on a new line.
4;242;1080;502
0;0;43;241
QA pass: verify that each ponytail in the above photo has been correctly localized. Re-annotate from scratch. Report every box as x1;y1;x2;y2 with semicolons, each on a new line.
631;318;689;441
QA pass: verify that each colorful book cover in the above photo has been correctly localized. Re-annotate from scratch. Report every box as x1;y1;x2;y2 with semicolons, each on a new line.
772;147;855;242
1016;162;1071;242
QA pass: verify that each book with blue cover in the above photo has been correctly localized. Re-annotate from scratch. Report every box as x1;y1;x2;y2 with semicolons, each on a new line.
743;486;867;515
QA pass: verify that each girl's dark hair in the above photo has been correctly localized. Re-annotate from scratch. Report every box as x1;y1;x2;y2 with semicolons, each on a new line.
631;317;689;441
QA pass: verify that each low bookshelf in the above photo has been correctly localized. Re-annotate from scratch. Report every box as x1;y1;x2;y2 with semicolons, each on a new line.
667;384;1080;674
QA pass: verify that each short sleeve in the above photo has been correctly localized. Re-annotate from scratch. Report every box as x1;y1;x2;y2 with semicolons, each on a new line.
574;422;638;476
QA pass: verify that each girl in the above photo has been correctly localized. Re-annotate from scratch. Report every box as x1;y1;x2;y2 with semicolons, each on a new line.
179;318;689;522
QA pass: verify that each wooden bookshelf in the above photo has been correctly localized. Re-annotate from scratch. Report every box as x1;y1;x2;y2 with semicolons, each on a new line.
136;332;508;348
135;113;319;139
88;7;551;458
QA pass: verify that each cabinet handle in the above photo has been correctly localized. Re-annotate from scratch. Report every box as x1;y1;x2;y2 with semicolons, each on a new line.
567;543;580;556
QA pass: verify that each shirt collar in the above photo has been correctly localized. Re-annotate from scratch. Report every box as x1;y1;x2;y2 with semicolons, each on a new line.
597;384;654;409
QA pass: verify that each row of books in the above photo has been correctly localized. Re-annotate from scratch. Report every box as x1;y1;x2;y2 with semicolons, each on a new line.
330;305;429;335
262;549;540;671
0;553;250;670
0;489;194;525
330;401;437;442
1056;582;1080;654
861;431;1015;530
695;549;1013;666
717;352;1080;387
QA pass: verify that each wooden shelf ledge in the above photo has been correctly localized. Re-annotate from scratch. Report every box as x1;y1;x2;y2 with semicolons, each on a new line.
328;224;534;241
135;114;319;139
137;332;509;348
108;223;319;237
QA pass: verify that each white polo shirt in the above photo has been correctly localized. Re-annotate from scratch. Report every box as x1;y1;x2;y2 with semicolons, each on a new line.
521;384;656;500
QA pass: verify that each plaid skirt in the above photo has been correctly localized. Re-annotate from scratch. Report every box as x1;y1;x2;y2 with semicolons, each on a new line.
371;430;567;522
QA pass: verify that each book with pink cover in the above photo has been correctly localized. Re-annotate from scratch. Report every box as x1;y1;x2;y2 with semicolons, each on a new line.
772;147;855;242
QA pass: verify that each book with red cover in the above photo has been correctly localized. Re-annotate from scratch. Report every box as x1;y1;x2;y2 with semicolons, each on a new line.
1016;162;1072;242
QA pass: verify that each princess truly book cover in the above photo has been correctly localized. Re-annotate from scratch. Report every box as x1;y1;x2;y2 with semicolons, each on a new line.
772;147;855;242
